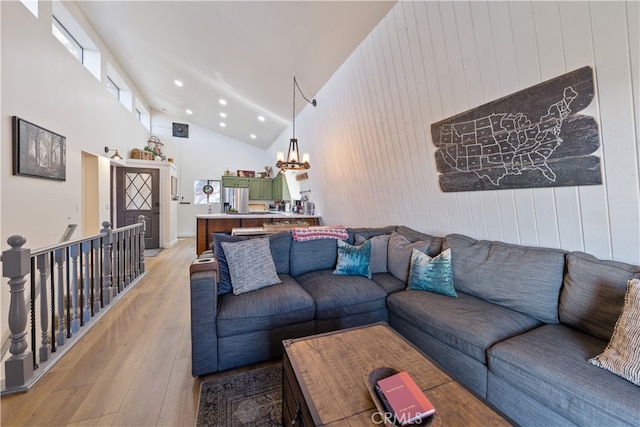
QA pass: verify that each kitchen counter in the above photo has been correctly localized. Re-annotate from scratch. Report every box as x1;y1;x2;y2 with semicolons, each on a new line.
196;213;318;219
196;214;320;255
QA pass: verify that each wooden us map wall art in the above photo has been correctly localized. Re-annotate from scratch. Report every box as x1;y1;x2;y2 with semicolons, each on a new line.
431;66;601;192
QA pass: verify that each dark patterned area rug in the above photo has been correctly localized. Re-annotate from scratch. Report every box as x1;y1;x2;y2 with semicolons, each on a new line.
196;364;283;426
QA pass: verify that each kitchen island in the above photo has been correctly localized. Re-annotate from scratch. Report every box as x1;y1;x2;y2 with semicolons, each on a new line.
196;213;320;255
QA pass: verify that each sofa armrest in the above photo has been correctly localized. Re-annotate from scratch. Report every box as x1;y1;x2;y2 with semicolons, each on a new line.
190;257;219;283
190;263;219;376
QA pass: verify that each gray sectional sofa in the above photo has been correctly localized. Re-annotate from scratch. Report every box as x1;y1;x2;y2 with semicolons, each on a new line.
189;226;640;426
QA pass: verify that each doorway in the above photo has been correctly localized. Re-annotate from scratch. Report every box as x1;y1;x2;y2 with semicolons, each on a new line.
115;167;160;249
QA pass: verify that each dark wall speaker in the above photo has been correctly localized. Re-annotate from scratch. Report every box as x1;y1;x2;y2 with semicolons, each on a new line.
172;122;189;138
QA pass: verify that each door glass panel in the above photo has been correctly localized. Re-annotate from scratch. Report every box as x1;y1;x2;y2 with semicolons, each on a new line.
125;172;152;210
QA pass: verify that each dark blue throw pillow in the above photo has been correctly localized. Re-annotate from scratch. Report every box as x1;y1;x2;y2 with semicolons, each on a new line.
212;234;247;295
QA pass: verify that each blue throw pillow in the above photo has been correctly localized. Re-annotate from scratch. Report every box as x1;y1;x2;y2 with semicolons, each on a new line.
333;239;372;279
407;248;457;297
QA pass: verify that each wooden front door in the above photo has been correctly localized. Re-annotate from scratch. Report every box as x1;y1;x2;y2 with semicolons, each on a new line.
116;167;160;249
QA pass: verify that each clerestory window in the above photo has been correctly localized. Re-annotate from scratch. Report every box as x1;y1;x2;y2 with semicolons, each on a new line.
106;76;120;101
52;16;83;63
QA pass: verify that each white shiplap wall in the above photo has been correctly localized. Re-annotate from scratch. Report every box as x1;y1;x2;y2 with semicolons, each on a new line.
295;1;640;265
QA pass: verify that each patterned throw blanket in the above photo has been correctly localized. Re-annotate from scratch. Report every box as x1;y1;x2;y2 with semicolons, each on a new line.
291;226;349;242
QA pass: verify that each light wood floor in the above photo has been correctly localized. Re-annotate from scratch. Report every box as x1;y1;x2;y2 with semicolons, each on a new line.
1;237;213;426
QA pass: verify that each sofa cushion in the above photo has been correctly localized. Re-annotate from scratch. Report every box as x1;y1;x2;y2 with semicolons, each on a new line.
216;274;315;337
407;248;457;297
221;237;281;295
387;290;541;363
589;278;640;386
355;233;389;273
387;232;430;282
296;269;387;320
269;231;292;274
347;226;396;245
488;324;640;426
333;239;372;279
212;232;291;294
444;234;565;323
371;272;406;294
289;239;338;277
396;226;443;257
560;251;640;341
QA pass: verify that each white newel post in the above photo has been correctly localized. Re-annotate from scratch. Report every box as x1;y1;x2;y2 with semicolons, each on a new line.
37;254;50;363
2;235;33;388
101;222;113;305
138;215;146;275
54;249;65;347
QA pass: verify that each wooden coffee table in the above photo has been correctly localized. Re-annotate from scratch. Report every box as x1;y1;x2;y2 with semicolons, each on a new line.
282;323;510;426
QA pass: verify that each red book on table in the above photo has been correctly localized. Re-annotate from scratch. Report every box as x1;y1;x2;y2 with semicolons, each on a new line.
376;371;436;426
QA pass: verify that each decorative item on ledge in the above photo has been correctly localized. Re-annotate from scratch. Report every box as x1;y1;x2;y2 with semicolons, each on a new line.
130;148;153;160
276;75;316;171
145;135;164;160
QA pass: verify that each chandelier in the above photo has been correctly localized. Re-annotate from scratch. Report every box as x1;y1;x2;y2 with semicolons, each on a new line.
276;76;316;170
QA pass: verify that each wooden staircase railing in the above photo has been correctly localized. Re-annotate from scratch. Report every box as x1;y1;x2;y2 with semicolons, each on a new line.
1;216;147;395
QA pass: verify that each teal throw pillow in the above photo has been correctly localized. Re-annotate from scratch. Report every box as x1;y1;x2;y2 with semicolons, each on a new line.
407;248;457;297
333;239;372;279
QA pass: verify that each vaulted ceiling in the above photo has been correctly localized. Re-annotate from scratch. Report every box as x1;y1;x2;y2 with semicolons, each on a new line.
76;1;396;149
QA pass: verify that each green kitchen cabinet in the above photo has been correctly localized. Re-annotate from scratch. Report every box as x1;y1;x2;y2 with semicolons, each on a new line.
271;174;290;201
248;178;273;200
221;176;249;188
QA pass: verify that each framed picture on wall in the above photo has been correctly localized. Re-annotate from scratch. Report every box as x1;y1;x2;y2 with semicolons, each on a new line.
13;116;66;181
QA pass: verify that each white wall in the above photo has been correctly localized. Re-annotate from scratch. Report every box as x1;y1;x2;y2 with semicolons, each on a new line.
1;1;150;249
270;1;640;265
151;112;273;237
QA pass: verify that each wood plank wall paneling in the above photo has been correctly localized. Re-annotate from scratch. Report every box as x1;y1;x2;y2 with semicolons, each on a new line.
305;0;640;265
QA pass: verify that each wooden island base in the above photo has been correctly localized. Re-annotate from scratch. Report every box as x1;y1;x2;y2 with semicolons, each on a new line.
196;214;320;255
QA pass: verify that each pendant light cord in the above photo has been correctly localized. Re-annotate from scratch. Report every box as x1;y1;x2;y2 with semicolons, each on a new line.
292;76;317;139
292;76;296;139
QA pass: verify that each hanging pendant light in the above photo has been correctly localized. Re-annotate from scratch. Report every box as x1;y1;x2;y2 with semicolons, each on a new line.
276;76;316;170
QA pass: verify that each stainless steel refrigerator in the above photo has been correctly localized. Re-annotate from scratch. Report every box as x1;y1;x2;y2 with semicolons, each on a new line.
221;187;249;213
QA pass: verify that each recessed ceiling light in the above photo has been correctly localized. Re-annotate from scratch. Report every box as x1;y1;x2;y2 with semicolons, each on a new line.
220;112;227;118
219;99;227;105
186;109;193;115
258;116;265;122
219;122;226;127
174;80;183;87
250;134;257;139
